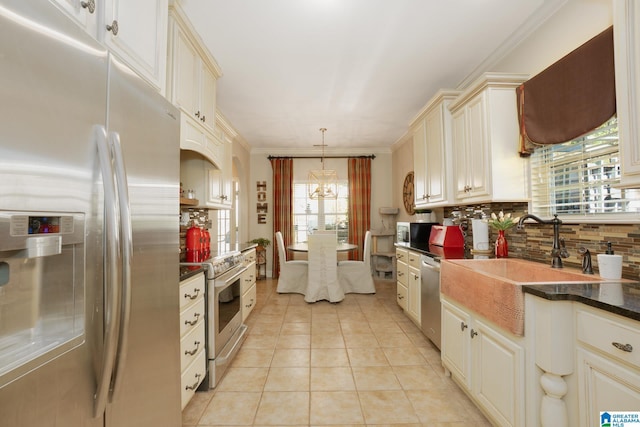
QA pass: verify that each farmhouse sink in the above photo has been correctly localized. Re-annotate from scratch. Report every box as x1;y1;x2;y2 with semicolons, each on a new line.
447;258;607;284
440;258;609;336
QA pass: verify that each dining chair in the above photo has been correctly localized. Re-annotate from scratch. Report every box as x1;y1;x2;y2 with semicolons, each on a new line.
275;231;308;294
305;233;344;303
337;230;375;294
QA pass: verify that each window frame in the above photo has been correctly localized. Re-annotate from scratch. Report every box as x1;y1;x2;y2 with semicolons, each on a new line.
291;180;349;243
528;116;640;224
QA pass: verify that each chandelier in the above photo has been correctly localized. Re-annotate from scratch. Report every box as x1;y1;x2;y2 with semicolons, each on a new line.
308;128;338;200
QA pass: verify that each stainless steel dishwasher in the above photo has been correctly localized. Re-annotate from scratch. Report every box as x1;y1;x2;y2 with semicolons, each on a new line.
420;255;442;349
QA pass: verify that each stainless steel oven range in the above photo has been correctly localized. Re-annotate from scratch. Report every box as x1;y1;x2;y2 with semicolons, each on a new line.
182;251;248;389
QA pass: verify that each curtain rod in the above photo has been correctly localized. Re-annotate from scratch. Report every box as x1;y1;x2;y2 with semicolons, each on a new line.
267;154;376;160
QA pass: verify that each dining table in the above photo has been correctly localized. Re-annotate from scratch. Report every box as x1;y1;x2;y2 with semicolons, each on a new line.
287;242;358;252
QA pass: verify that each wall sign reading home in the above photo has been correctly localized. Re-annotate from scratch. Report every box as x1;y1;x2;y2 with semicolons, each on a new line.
257;181;267;224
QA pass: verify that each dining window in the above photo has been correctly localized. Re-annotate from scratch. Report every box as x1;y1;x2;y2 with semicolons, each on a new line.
292;181;349;243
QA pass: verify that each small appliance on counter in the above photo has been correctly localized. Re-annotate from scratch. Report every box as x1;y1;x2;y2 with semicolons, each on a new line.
409;222;439;250
428;225;465;259
397;222;410;243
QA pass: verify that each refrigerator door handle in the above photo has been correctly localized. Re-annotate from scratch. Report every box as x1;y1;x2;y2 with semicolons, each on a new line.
94;125;122;417
107;131;133;401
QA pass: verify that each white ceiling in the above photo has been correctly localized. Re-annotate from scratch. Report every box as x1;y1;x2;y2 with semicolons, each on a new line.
179;0;561;152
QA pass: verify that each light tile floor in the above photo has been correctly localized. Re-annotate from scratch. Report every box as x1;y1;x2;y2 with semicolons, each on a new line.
182;278;493;426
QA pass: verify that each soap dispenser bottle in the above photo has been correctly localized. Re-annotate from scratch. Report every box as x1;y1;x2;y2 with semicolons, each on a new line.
597;241;623;279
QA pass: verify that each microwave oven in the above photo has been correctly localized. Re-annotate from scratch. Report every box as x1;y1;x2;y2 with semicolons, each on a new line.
397;222;409;243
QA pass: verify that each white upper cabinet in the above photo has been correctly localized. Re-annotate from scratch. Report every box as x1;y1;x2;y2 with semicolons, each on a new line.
614;0;640;188
411;91;459;209
50;0;99;36
449;73;529;204
167;4;221;136
102;0;168;93
50;0;168;93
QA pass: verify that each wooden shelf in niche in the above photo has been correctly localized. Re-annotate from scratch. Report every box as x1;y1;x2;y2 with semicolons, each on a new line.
180;197;199;206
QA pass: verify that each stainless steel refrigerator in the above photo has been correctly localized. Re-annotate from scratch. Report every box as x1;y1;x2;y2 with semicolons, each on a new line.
0;2;182;426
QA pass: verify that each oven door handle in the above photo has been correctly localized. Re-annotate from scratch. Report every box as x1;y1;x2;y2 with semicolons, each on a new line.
214;265;247;288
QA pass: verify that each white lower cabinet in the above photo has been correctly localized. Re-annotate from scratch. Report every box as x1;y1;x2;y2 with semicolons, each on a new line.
577;349;640;427
241;249;257;321
179;273;206;409
442;297;525;427
396;248;408;311
395;248;421;323
576;306;640;426
241;262;257;321
407;250;421;327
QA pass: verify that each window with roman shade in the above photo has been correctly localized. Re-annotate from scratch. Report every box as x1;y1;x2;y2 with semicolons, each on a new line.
518;26;640;218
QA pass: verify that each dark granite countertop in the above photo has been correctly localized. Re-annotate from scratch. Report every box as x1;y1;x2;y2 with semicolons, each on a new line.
523;282;640;322
179;266;204;282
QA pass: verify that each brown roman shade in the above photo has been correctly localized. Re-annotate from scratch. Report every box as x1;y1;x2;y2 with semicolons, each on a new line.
517;26;615;156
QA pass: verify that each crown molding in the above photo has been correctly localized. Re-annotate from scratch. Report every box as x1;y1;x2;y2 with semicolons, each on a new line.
456;0;569;91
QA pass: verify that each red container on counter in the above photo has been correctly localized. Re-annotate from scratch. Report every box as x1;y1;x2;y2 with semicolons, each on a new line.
201;228;210;260
185;224;202;266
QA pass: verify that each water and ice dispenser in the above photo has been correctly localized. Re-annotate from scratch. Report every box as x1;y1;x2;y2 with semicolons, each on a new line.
0;211;85;385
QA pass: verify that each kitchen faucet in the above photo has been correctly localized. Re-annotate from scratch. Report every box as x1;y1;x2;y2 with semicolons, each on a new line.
517;214;569;268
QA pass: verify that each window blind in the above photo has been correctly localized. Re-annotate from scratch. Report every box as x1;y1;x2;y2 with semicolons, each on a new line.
531;117;640;216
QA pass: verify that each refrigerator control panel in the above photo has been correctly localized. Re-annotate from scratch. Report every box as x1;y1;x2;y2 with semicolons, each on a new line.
0;211;84;252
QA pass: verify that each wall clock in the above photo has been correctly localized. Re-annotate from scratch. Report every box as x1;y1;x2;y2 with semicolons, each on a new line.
403;171;415;215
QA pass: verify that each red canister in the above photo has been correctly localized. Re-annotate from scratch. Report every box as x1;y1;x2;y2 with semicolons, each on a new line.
202;228;210;260
185;223;202;265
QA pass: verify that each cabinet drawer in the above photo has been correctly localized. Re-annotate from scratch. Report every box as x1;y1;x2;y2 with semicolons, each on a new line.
396;261;408;285
396;248;408;262
408;251;421;269
180;274;205;310
242;283;257;322
180;297;205;338
577;308;640;369
181;349;206;410
241;262;256;293
244;249;256;264
397;282;408;310
180;320;205;370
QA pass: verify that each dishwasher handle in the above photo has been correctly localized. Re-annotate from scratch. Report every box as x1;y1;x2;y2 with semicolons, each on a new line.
421;255;441;271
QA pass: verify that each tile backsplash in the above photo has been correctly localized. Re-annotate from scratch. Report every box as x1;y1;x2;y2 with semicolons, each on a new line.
179;208;211;262
444;202;640;280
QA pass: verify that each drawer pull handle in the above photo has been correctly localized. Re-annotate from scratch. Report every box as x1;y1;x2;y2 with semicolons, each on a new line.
184;288;200;300
185;341;201;356
460;322;468;332
184;313;200;326
185;373;202;390
612;342;633;353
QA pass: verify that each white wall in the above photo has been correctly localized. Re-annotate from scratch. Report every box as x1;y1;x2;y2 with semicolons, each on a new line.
491;0;612;75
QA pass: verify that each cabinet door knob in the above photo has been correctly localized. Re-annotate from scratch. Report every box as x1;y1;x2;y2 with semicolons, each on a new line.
106;20;119;35
612;342;633;352
460;322;468;331
81;0;95;13
470;329;478;338
195;111;201;118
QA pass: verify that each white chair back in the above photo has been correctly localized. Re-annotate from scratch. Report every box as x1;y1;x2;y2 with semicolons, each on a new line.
275;231;286;267
362;230;372;266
